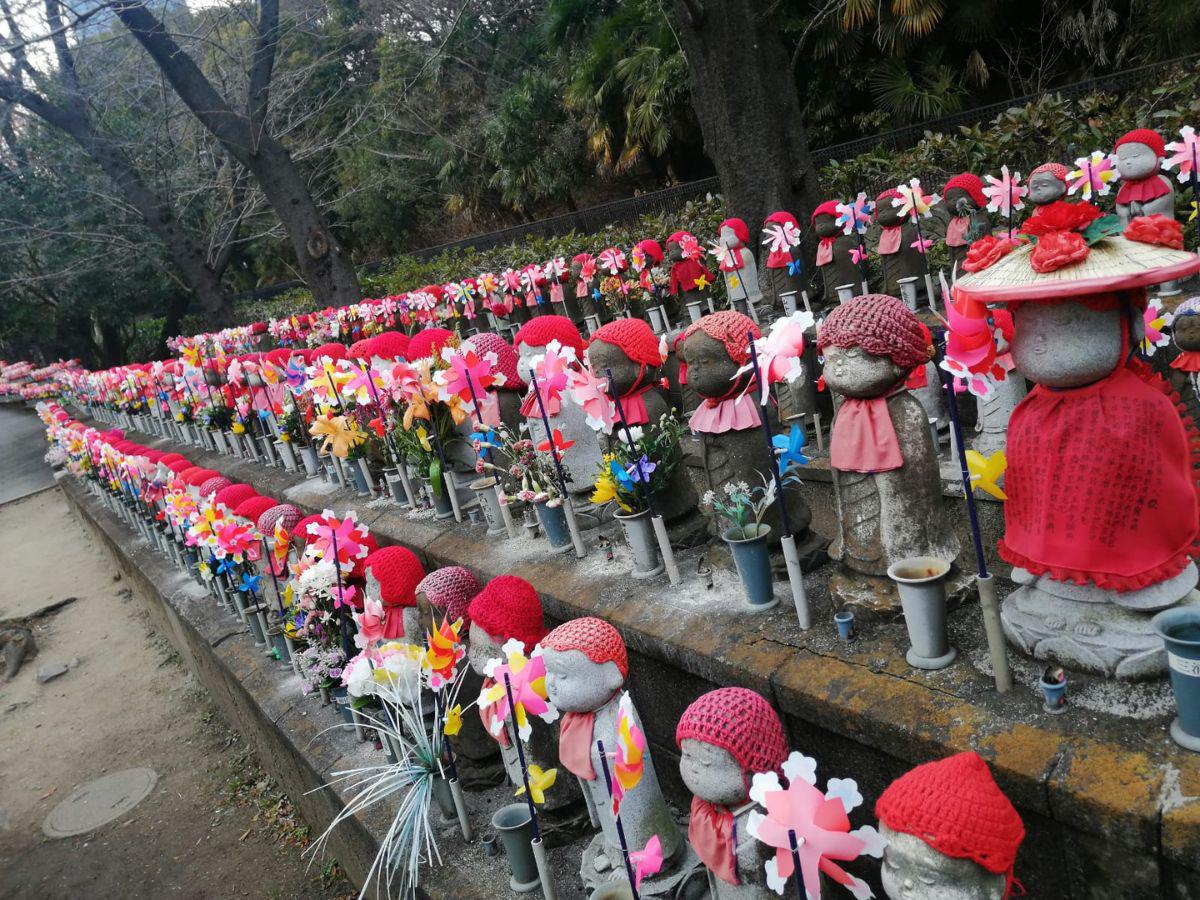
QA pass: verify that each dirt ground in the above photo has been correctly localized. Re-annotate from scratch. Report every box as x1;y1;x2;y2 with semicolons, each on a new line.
0;487;353;900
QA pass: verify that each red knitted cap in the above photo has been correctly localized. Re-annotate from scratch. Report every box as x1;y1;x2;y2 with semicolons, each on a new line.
198;476;232;497
635;239;664;266
468;332;525;390
876;751;1025;879
313;342;347;361
817;294;931;371
159;453;187;465
719;218;749;245
1030;162;1070;183
408;328;454;361
541;617;627;677
467;575;546;649
233;495;276;524
514;316;588;358
667;230;694;246
944;173;987;207
875;189;903;206
679;310;761;366
215;484;258;510
811;200;841;222
292;513;323;545
764;210;798;228
347;338;374;361
373;331;411;360
1115;128;1165;158
183;467;218;487
258;503;302;535
675;687;788;778
169;460;195;475
364;545;425;608
416;566;481;627
591;318;663;368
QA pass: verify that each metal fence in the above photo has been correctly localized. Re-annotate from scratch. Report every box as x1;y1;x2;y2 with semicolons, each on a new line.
235;52;1199;305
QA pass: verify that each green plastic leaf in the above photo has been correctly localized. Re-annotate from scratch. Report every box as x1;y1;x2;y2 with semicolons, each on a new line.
429;456;444;496
1083;214;1124;246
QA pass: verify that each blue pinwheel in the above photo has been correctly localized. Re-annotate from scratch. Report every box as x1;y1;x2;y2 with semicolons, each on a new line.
216;557;236;575
773;424;810;471
592;287;603;302
239;572;262;595
787;259;803;277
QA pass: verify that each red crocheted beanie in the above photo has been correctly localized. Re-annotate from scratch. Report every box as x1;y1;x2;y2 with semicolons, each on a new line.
184;468;219;487
679;310;761;366
215;483;257;510
591;318;663;368
233;495;276;525
764;210;799;228
811;200;841;222
168;460;194;475
468;332;526;390
875;189;903;215
636;239;664;266
541;617;628;677
514;316;589;358
364;546;426;608
291;513;324;546
373;331;411;360
258;503;302;535
944;173;987;207
416;566;481;627
1030;162;1070;183
408;328;454;362
159;453;186;466
675;687;788;779
666;230;694;246
817;293;931;372
198;475;232;497
347;338;374;361
719;218;749;246
313;342;347;362
1115;128;1165;158
876;751;1025;880
467;575;546;650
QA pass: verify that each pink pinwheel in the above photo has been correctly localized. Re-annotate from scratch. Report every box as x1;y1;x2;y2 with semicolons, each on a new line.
939;281;1014;399
305;510;371;573
849;246;867;265
630;245;648;273
708;239;739;269
480;641;558;741
213;521;257;561
528;340;575;414
892;178;939;219
343;364;384;406
544;257;567;282
610;693;645;814
678;233;702;261
736;311;815;403
352;596;387;650
577;254;597;281
835;193;875;235
747;752;883;900
598;247;627;274
982;165;1027;216
520;265;543;296
1165;125;1200;185
1142;296;1174;355
630;836;663;891
409;290;437;314
911;236;933;254
502;268;523;292
567;364;617;434
761;219;801;255
438;344;502;407
1067;151;1119;200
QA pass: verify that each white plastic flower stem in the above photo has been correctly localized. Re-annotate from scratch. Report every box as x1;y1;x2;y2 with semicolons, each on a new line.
747;333;811;630
605;367;678;584
787;829;805;900
596;738;641;900
934;332;1012;693
531;376;586;559
501;672;557;900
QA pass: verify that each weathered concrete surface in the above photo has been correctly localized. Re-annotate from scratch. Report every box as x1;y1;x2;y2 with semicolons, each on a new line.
67;409;1200;897
0;404;55;504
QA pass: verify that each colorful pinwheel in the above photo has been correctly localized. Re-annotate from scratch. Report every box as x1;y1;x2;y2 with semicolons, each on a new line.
735;311;814;403
515;765;558;805
479;640;558;741
423;616;465;690
598;247;627;274
630;836;663;891
835;192;875;236
762;220;801;255
982;165;1027;217
437;343;503;408
1067;151;1120;200
526;340;575;415
1164;125;1200;185
567;364;617;434
1142;295;1174;355
611;692;645;815
773;424;809;470
305;510;371;574
892;178;940;219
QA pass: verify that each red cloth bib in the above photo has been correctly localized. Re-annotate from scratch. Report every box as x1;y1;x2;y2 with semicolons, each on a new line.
1171;350;1200;373
878;226;903;255
558;711;596;781
1000;365;1200;590
816;238;835;266
689;798;738;885
1116;175;1172;205
946;216;971;247
830;395;904;473
619;387;651;426
688;394;761;434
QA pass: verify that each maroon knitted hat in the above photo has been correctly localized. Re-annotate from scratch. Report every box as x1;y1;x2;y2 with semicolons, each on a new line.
944;173;987;207
416;566;481;627
468;332;526;390
679;310;761;366
215;483;257;511
591;318;663;368
364;546;425;608
541;617;627;677
233;495;276;525
467;575;546;649
514;316;588;358
408;328;454;361
676;687;788;779
817;293;931;371
258;503;302;535
198;475;232;497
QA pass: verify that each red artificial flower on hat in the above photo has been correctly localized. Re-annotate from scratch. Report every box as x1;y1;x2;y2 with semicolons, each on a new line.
1124;214;1184;250
1030;230;1090;273
961;235;1020;273
1020;200;1102;236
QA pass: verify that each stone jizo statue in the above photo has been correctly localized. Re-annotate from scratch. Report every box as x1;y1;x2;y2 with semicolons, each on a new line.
1114;129;1175;225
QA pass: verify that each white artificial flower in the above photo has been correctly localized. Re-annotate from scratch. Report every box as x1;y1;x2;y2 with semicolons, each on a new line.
782;751;818;786
851;824;888;858
342;654;376;698
749;771;782;807
825;777;863;813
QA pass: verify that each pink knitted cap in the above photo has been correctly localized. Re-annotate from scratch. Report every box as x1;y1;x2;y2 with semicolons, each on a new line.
416;566;481;627
675;687;788;778
468;332;526;390
541;617;627;677
678;310;760;366
816;293;931;371
198;476;232;497
258;503;302;535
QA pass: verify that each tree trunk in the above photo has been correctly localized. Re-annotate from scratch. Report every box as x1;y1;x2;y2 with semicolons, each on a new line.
110;0;362;310
672;0;820;234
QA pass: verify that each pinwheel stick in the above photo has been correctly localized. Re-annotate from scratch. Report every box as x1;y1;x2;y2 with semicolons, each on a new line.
261;537;286;616
1192;144;1200;249
193;345;222;412
856;234;869;295
500;672;558;900
531;376;586;559
596;738;641;900
356;360;401;470
786;829;806;900
747;334;811;629
426;419;464;522
604;367;680;585
933;331;1011;693
432;692;473;841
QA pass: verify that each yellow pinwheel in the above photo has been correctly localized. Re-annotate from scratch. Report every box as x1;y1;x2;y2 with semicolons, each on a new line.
309;414;367;458
515;765;558;805
443;704;464;737
966;449;1007;501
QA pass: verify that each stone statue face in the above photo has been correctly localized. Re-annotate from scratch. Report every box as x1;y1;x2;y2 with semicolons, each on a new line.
570;260;583;280
813;214;840;239
365;570;383;606
1174;314;1200;351
541;646;624;712
1116;142;1159;182
876;202;906;228
679;739;747;807
879;824;1005;900
679;331;742;400
516;343;539;384
1027;172;1066;206
822;344;906;399
719;226;741;250
944;187;976;217
467;621;504;676
400;607;421;642
587;339;647;397
667;241;684;262
1011;300;1122;388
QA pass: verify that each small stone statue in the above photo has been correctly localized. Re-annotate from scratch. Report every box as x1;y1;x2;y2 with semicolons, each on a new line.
715;218;764;320
812;201;865;303
818;294;961;614
541;617;684;882
875;751;1025;900
874;189;926;300
1026;163;1069;209
1168;297;1200;434
465;575;587;844
759;210;805;317
676;687;788;898
363;546;427;642
632;238;667;320
466;332;526;432
667;231;715;326
1114;129;1175;225
942;174;991;271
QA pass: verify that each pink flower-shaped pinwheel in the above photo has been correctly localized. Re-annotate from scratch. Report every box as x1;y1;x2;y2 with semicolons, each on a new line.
630;835;663;891
892;178;939;219
678;233;702;261
306;510;371;574
762;220;801;255
911;236;933;254
544;257;567;282
1142;296;1173;355
502;268;523;292
849;246;867;265
527;339;575;415
479;640;558;741
736;311;814;404
438;343;502;408
598;247;627;274
835;193;874;236
982;165;1027;217
1067;151;1119;200
567;364;617;434
213;521;257;561
747;752;884;900
1165;125;1200;184
352;596;387;650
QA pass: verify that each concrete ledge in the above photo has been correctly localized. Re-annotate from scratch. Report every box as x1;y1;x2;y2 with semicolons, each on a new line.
68;415;1200;897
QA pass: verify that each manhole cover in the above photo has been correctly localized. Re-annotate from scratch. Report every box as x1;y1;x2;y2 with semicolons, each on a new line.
42;767;158;838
